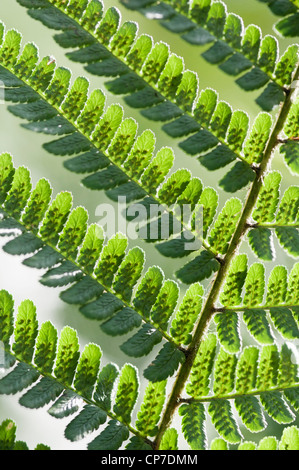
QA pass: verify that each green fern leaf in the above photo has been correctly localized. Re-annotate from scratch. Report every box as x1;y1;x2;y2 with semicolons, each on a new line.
266;265;288;305
57;206;88;260
214;312;241;353
0;290;157;449
243;113;273;164
276;227;299;258
39;191;72;244
220;254;248;307
13;0;263;192
135;380;166;437
33;321;58;374
279;426;299;450
73;343;102;399
120;324;163;359
113;364;139;424
59;278;103;305
260;391;295;424
87;419;130;450
248;227;274;261
0;153;15;205
279;344;299;387
179;402;206;450
125;436;152;450
47;390;80;419
18;377;64;409
0;362;39;396
286;262;299;304
243;262;265;308
0;30;223;276
143;342;186;382
101;308;142;337
53;326;80;387
186;333;217;398
150;280;179;331
170;283;204;346
269;307;299;340
234;346;258;395
21;178;52;231
208;399;242;444
4;166;32;219
252;171;282;223
12;299;38;363
0;154;211;374
243;309;274;345
212;348;237;395
120;0;298;110
159;428;178;450
210;438;228;450
94;233;128;286
0;419;17;450
77;224;104;274
93;363;119;412
234;396;266;433
256;345;280;390
280;141;299;175
112;247;145;302
64;405;107;442
0;289;14;345
208;198;243;254
132;266;164;319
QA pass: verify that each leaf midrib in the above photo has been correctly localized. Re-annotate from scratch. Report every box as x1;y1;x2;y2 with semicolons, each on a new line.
179;382;299;403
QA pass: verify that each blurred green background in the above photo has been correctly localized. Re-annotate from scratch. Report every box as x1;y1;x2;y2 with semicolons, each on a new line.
0;0;298;449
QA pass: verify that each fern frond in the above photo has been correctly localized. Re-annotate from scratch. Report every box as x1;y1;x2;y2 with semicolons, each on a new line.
0;290;170;450
156;50;299;444
0;24;262;284
0;23;261;281
248;171;299;260
0;0;298;451
217;259;299;347
256;0;299;37
0;153;208;381
181;338;299;447
13;0;275;192
121;0;299;110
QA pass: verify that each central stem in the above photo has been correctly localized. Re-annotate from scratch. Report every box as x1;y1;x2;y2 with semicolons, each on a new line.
153;64;299;449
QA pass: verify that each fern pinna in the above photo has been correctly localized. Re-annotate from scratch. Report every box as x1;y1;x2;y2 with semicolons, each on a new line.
0;0;298;451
